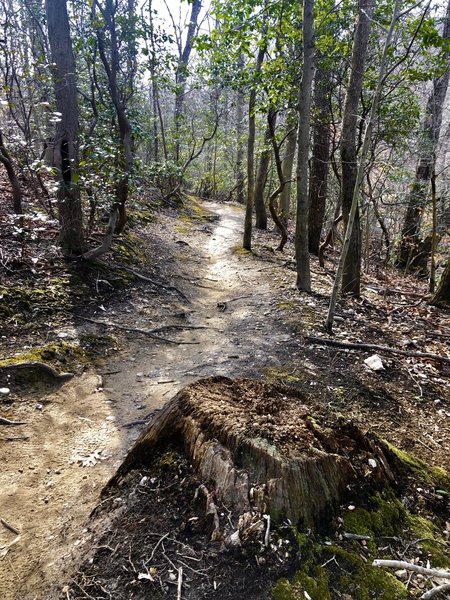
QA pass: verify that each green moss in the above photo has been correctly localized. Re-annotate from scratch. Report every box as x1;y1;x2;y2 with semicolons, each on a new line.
384;441;449;489
0;342;87;371
406;514;450;568
153;449;178;470
232;244;252;256
277;301;297;310
265;367;304;384
272;567;331;600
344;495;405;537
324;545;408;600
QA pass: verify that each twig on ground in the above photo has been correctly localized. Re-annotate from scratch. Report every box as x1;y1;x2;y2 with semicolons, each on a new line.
343;532;371;541
264;514;271;547
305;336;450;364
0;417;28;426
149;532;169;561
0;518;20;535
421;583;450;599
177;566;183;600
372;559;450;579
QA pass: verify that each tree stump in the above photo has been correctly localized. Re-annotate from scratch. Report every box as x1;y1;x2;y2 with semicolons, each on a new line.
108;377;394;530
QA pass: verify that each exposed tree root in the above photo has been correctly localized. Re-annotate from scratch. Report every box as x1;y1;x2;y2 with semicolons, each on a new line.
0;362;74;380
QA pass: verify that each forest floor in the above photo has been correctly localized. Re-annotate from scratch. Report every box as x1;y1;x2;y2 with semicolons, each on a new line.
0;192;449;599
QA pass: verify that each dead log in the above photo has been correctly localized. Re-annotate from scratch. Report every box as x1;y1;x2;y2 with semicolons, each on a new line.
305;336;450;364
107;377;394;530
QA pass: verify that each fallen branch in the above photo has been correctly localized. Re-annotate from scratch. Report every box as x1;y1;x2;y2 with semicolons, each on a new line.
78;317;199;345
422;583;450;599
305;336;450;364
0;416;28;426
372;559;450;579
0;362;74;381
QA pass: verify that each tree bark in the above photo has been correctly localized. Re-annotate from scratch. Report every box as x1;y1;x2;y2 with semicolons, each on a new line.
396;0;450;272
325;0;401;332
45;0;84;255
107;378;396;530
243;35;266;251
295;0;315;292
94;0;135;234
235;58;246;204
0;130;23;217
308;63;331;255
174;0;202;162
340;0;375;296
280;110;297;223
431;257;450;308
254;110;277;229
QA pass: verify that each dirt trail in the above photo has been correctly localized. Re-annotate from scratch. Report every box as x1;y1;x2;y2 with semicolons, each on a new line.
0;201;296;599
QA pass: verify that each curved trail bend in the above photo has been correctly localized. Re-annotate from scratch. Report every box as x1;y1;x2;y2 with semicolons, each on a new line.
0;201;300;600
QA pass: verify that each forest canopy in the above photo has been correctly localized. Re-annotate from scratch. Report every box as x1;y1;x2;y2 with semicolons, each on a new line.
0;0;449;308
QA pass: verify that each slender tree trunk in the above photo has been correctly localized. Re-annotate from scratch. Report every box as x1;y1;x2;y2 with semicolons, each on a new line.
308;63;331;255
280;110;297;223
174;0;202;162
236;57;246;204
396;0;450;271
326;0;400;332
243;35;266;251
295;0;315;292
95;0;135;234
45;0;84;255
0;130;23;218
254;109;277;229
340;0;375;296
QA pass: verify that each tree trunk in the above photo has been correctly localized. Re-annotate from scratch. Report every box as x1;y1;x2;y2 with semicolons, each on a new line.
235;59;246;204
108;378;396;530
0;130;23;218
431;257;450;308
45;0;84;255
396;0;450;272
174;0;202;162
295;0;315;292
325;0;401;332
94;0;135;235
280;110;297;223
243;35;266;251
308;63;331;255
339;0;375;296
254;110;277;229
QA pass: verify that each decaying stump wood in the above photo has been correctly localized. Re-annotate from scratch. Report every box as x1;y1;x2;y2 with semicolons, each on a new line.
108;377;394;529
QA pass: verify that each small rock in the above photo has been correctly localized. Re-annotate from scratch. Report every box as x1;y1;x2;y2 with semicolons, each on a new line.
364;354;384;371
0;387;10;395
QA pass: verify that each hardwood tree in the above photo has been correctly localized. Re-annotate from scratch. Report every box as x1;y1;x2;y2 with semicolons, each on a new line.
174;0;202;162
396;0;450;273
295;0;315;292
431;257;450;308
339;0;375;296
308;62;331;255
45;0;84;255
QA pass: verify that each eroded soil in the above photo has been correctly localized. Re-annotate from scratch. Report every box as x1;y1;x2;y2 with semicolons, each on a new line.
1;198;449;599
